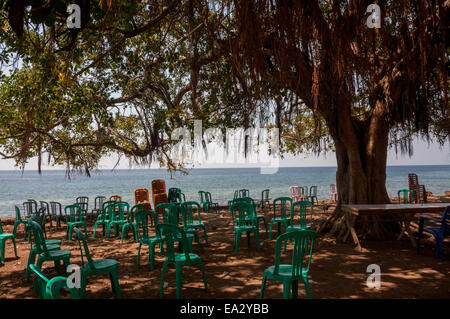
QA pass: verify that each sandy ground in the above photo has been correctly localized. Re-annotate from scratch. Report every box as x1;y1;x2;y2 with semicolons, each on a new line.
0;197;449;299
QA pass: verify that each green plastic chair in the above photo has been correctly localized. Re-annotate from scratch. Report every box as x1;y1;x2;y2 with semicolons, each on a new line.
260;229;316;299
76;196;89;221
106;202;130;239
39;201;52;229
287;200;313;232
168;188;183;204
205;192;219;214
258;189;271;209
28;221;71;280
231;200;260;254
398;189;414;204
198;191;208;213
25;219;62;282
49;201;64;229
13;205;29;240
136;209;162;269
158;203;195;251
269;197;293;240
73;227;121;299
0;218;18;263
121;204;143;244
92;201;115;238
308;186;318;205
92;196;107;219
65;204;87;240
233;190;239;199
235;197;268;234
180;201;208;245
29;264;80;299
157;223;208;299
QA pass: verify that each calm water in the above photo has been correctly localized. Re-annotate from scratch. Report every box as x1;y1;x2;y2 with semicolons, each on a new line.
0;165;449;217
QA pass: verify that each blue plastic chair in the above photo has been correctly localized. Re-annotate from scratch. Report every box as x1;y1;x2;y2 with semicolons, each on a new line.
417;206;450;260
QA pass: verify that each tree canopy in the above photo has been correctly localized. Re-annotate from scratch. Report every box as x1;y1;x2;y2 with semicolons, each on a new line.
0;0;448;181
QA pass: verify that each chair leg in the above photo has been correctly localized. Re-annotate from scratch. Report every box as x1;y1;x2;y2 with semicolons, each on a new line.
199;260;208;292
12;237;17;258
0;239;5;263
282;282;291;299
303;277;311;299
26;249;37;282
269;222;274;240
160;262;168;298
175;265;183;299
255;230;261;252
150;243;157;270
137;243;142;266
110;271;121;299
291;280;299;299
80;273;88;299
260;274;267;299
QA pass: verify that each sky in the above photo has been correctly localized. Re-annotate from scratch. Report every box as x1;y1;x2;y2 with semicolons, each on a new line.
0;137;448;170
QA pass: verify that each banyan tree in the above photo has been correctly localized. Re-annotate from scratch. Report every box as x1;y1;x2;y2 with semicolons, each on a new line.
228;0;449;239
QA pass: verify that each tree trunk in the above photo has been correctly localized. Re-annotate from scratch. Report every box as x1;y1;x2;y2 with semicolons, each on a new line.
319;103;401;241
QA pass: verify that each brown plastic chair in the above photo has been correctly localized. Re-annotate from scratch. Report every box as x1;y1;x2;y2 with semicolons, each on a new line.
151;179;166;195
110;195;122;202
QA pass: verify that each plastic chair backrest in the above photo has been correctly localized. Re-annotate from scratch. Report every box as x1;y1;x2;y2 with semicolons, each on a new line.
76;196;89;212
309;186;317;197
398;189;413;204
110;195;122;202
168;188;182;203
291;200;314;228
440;206;450;235
135;209;158;239
230;200;254;227
23;201;37;217
156;223;190;262
114;202;130;220
273;229;316;277
74;227;96;270
135;188;149;204
273;197;292;219
330;184;336;193
40;201;50;215
65;204;83;223
158;203;180;226
130;204;144;222
239;189;249;198
199;191;207;203
49;202;62;217
15;205;22;220
262;189;270;201
180;201;201;226
29;220;50;256
151;179;166;194
206;192;213;204
94;196;106;210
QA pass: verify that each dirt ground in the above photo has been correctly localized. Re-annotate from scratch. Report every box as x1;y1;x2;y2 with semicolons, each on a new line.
1;198;449;299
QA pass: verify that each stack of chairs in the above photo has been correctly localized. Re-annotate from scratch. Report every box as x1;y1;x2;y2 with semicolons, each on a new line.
152;179;168;214
408;173;427;203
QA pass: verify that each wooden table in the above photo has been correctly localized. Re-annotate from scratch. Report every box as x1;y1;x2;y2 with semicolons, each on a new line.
341;203;449;251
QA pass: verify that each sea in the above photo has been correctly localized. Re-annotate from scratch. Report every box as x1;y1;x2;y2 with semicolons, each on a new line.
0;165;449;217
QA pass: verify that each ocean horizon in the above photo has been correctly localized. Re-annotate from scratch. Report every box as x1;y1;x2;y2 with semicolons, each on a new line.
1;165;449;217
